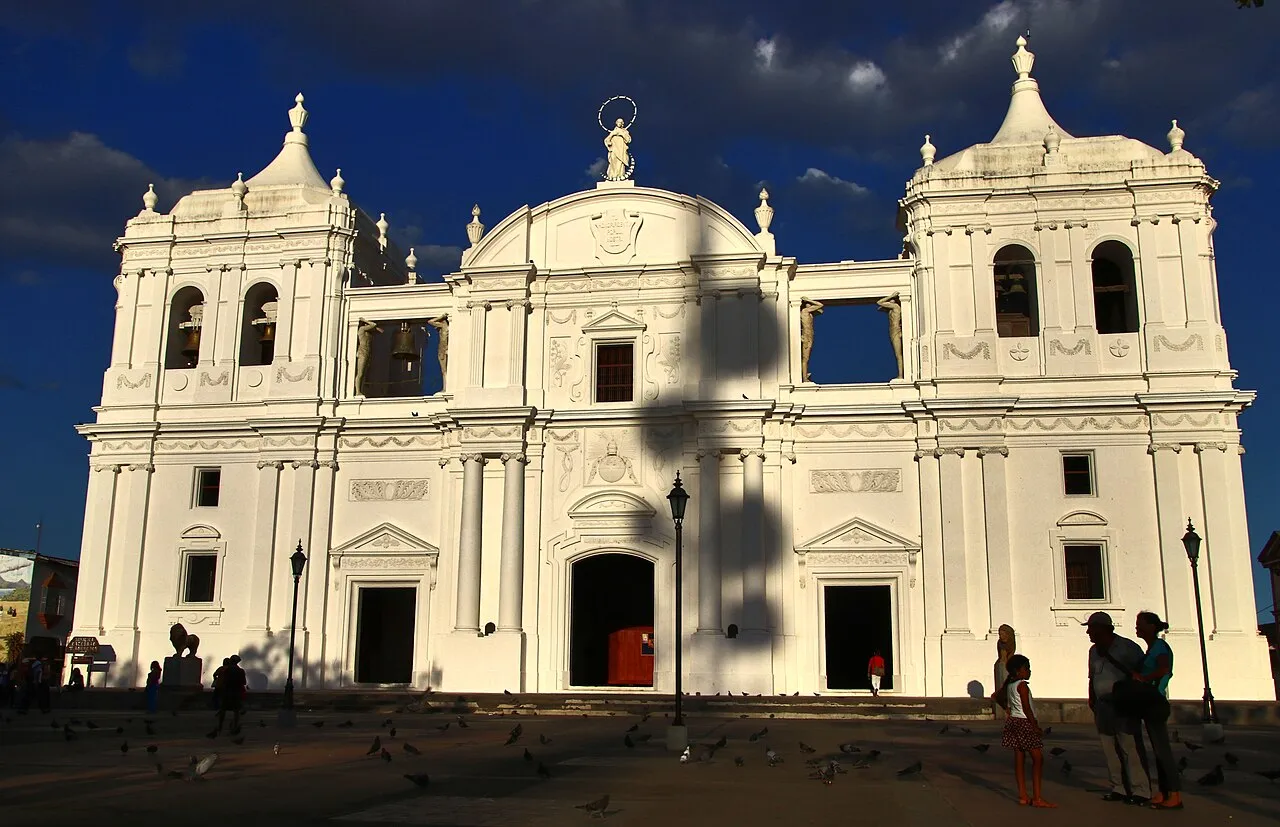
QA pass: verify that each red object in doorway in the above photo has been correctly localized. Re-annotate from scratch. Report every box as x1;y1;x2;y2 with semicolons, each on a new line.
607;626;655;686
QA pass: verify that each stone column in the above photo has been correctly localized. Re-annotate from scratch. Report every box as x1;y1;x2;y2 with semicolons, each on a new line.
109;463;154;634
246;460;283;631
304;459;338;686
915;448;945;695
498;452;528;632
937;448;970;634
978;447;1013;631
73;464;122;636
1196;442;1244;633
740;450;767;633
467;301;489;387
1150;444;1193;631
696;450;722;633
698;291;719;396
454;454;486;632
507;300;530;388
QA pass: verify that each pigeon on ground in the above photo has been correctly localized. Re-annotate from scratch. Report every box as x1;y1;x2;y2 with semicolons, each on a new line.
626;724;639;732
1184;740;1202;751
524;747;533;762
713;735;727;750
1178;756;1189;774
897;761;923;776
120;742;129;753
311;721;325;729
1197;765;1224;786
145;722;155;736
115;726;124;735
838;743;860;754
504;689;513;697
231;735;245;746
205;730;218;740
734;756;744;767
367;736;382;756
146;744;158;754
748;727;768;742
633;733;652;743
50;721;58;730
258;720;267;728
679;746;691;764
809;766;834;785
540;734;552;745
403;742;421;755
1171;728;1181;743
799;742;816;754
624;734;635;749
867;750;881;760
640;712;651;723
574;795;610;818
389;727;397;738
973;744;990;753
1224;752;1240;767
537;762;552;780
165;769;185;780
959;727;972;735
403;773;430;789
510;723;523;738
337;720;353;728
938;724;950;735
63;726;76;742
84;720;97;730
274;744;281;755
457;717;469;729
1042;726;1053;736
1061;760;1073;775
1255;769;1280;782
380;748;392;763
1049;747;1067;757
436;723;450;732
765;748;782;766
505;731;521;746
192;753;218;779
381;719;392;729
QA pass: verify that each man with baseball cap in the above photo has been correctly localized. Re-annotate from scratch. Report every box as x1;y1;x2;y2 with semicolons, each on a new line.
1085;611;1152;805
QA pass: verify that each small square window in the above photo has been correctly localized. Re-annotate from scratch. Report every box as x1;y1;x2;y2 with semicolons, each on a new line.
595;343;634;403
195;468;221;507
1062;454;1094;496
183;554;218;604
1064;544;1105;601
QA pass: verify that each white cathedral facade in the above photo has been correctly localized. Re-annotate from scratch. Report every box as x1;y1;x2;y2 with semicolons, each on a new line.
72;39;1273;700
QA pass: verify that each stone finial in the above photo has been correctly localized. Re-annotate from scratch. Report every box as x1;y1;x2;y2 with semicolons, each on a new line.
1044;126;1061;154
330;168;345;195
406;247;417;272
1168;119;1185;152
142;183;158;212
920;134;936;166
466;204;485;247
376;212;389;251
1012;35;1035;80
754;188;774;234
289;92;309;134
231;172;247;203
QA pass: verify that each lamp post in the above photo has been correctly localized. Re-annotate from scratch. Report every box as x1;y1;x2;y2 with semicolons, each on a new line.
278;541;308;727
1181;520;1220;736
666;473;690;749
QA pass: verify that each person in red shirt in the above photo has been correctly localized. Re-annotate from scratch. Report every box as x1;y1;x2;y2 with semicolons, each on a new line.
867;651;886;697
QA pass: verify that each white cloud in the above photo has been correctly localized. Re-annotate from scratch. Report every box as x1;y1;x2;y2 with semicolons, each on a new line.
847;60;886;92
941;0;1021;63
754;37;777;71
796;167;869;196
982;1;1019;34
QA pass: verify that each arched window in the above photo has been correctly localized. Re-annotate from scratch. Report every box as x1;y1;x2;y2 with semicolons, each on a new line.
993;245;1039;337
1091;241;1139;334
165;286;206;369
239;282;279;366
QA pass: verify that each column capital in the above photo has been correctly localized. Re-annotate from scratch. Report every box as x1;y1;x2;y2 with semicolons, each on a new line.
934;447;964;458
500;452;529;464
290;459;320;470
256;459;284;470
438;457;452;467
738;449;766;461
466;300;492;311
976;446;1009;458
127;462;155;473
92;463;123;474
1193;441;1228;454
505;298;532;311
317;459;339;470
1147;442;1183;455
695;449;720;462
461;453;487;465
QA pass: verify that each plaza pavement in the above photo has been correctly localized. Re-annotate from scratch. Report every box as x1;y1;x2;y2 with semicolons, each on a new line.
0;703;1277;826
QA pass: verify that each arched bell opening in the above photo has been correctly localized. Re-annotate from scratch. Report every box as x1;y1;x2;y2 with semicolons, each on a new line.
239;282;280;366
165;286;206;369
1090;240;1140;334
568;552;655;688
992;244;1040;337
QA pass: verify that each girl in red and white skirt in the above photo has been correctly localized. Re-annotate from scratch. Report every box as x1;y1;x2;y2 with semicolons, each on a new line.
996;654;1056;808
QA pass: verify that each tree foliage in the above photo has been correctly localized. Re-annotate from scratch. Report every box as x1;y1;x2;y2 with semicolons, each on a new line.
3;631;23;664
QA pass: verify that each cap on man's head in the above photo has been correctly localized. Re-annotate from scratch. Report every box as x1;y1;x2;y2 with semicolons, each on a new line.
1082;611;1114;628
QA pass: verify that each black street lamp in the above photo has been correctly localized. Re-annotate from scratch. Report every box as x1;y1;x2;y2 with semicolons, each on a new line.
278;541;308;727
666;473;690;732
1181;520;1218;725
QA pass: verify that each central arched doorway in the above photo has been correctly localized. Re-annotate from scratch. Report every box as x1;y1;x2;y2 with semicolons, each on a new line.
569;553;655;687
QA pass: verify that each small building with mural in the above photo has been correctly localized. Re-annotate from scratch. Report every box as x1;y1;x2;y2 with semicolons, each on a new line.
0;548;79;681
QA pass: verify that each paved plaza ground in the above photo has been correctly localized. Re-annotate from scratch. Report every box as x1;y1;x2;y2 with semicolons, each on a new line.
1;702;1277;826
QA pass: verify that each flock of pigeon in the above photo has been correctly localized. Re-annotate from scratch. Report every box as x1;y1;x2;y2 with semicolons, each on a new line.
25;714;222;782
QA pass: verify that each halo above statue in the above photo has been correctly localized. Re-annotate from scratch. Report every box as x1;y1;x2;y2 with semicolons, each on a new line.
598;96;637;181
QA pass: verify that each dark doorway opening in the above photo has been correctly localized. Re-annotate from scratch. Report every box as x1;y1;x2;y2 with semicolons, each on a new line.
355;587;416;684
824;584;893;691
570;554;654;687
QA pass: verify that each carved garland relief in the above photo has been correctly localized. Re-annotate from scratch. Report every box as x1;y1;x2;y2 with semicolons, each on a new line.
349;479;431;502
809;469;902;494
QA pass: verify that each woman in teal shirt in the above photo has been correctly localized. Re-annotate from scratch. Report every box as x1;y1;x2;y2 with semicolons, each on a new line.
1134;611;1181;810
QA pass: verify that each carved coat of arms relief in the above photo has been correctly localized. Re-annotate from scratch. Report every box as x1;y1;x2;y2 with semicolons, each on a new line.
589;209;643;262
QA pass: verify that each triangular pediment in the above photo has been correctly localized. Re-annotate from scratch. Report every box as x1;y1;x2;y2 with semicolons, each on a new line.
334;522;438;555
796;517;920;553
582;308;645;333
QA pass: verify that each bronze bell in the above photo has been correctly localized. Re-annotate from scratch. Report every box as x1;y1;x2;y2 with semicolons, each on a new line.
258;322;275;344
181;328;201;365
391;322;419;363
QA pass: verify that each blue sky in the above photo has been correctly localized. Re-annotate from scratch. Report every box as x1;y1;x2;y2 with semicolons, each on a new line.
1;1;1277;621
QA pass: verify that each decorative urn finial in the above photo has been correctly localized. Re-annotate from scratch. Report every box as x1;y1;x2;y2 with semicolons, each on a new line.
289;92;309;134
406;247;418;272
920;134;936;166
231;172;247;204
376;212;389;251
1168;119;1185;152
1011;35;1035;80
754;188;774;234
1044;126;1061;154
330;168;345;195
466;204;485;247
142;183;158;212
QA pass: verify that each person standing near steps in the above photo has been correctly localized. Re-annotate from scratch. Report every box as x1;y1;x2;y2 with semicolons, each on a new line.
867;650;886;697
1085;611;1152;806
